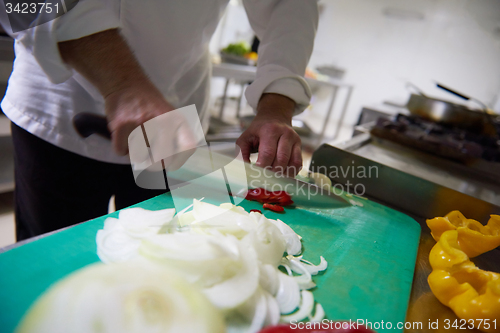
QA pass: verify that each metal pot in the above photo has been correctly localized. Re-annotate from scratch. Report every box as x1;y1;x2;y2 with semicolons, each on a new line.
406;93;491;131
405;83;497;135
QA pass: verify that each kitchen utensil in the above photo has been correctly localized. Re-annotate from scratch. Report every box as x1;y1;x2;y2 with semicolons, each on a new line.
72;114;350;208
72;112;111;139
0;191;420;333
404;83;497;135
436;83;489;111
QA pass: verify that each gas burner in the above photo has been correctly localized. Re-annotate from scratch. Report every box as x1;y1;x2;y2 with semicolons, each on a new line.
371;114;500;162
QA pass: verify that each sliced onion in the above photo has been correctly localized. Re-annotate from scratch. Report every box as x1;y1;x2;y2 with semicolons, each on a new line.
92;200;327;332
286;257;309;277
102;217;120;231
191;200;251;238
16;261;225;333
282;255;328;276
299;256;328;275
118;207;175;238
258;264;279;296
263;290;281;327
96;226;140;264
280;290;315;323
298;280;316;290
242;226;286;267
285;257;314;290
202;240;259;310
275;272;300;314
280;255;327;289
237;288;268;333
268;219;302;255
139;232;238;262
139;233;242;288
228;288;280;333
309;303;325;323
159;203;195;233
279;263;293;277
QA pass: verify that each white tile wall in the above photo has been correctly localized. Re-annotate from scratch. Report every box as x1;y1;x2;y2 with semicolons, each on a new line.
309;0;500;125
209;0;500;130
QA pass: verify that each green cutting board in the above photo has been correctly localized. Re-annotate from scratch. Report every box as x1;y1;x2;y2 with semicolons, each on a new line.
0;192;420;332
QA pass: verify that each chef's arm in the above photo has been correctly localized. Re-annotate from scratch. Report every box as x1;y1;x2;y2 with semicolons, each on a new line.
0;1;166;155
58;29;174;155
237;0;319;175
59;29;148;99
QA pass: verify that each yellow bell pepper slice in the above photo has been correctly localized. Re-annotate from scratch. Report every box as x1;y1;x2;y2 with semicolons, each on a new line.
427;211;500;258
427;230;500;332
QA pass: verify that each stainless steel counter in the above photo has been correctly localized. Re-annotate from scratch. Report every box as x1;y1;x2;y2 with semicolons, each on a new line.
312;132;500;221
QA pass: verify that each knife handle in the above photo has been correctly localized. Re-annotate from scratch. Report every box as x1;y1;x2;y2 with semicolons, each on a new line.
73;113;112;140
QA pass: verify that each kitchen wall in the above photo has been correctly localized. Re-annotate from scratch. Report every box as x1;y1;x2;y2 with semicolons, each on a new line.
310;0;500;125
210;0;500;130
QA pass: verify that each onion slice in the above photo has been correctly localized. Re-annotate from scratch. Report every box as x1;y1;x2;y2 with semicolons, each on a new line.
309;303;325;323
300;256;328;275
96;220;141;264
16;261;225;333
280;290;315;323
92;200;328;332
275;272;301;314
268;219;302;255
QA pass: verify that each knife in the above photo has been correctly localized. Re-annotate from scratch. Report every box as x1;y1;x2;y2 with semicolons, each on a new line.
73;113;351;209
207;143;351;208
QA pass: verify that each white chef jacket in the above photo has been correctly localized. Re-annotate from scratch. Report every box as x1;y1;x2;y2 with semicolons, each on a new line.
0;0;318;164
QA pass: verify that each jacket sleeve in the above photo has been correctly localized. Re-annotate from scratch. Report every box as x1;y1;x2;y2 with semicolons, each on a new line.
0;0;120;84
242;0;319;115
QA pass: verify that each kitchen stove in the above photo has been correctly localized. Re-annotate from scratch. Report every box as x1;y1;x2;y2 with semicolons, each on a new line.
309;111;500;329
310;112;500;221
371;114;500;163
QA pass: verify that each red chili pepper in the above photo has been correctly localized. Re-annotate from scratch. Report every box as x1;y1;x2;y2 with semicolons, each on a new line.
277;195;294;206
263;203;285;212
250;209;262;214
271;190;289;197
245;188;268;201
245;188;293;206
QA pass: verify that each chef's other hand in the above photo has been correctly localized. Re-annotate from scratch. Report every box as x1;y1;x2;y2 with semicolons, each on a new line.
105;82;175;156
236;93;302;177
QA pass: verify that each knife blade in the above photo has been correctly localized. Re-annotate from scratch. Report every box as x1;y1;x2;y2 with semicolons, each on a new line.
243;163;351;208
73;114;351;209
201;143;351;209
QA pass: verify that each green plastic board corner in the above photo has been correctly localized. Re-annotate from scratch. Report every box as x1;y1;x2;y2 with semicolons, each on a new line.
0;192;421;332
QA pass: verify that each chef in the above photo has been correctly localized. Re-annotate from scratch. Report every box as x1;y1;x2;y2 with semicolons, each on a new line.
0;0;318;240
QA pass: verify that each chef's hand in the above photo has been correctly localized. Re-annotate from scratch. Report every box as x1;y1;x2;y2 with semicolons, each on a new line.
104;82;175;155
236;93;302;177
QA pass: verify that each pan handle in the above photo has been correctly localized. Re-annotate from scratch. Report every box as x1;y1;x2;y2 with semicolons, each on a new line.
73;113;112;139
436;82;489;111
436;83;470;101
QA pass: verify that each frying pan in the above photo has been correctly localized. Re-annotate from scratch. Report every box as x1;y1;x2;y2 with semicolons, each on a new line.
405;83;498;135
